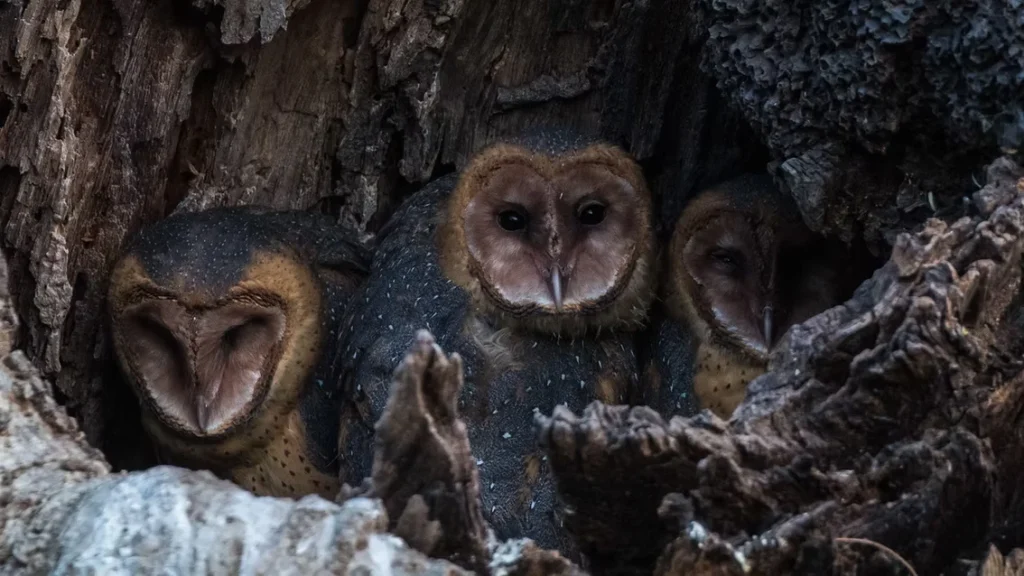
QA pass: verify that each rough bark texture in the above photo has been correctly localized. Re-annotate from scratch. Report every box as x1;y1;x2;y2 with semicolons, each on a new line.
343;330;492;573
0;268;583;575
702;0;1024;248
0;305;476;574
0;254;15;358
537;157;1024;575
0;359;469;575
342;330;583;576
0;0;366;453
0;0;764;456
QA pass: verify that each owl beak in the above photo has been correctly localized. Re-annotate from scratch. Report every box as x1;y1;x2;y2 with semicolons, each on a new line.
762;305;774;349
550;267;564;311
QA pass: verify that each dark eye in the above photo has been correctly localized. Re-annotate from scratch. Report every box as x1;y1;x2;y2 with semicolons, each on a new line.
498;209;528;232
711;248;742;269
578;203;607;226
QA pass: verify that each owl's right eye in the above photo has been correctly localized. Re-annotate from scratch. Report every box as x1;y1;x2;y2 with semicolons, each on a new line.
498;209;528;232
710;248;743;271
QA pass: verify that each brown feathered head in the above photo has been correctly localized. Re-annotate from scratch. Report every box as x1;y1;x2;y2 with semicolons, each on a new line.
667;174;851;362
439;136;656;336
107;208;324;449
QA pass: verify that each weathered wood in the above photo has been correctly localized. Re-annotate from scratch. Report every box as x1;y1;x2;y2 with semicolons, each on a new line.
702;0;1024;248
342;329;584;576
537;157;1024;575
0;340;473;575
975;546;1024;576
343;330;492;573
0;259;582;574
0;253;15;358
2;0;1023;572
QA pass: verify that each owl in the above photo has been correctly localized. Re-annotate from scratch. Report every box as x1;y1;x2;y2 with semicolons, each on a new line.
643;174;860;418
107;206;371;499
337;130;656;559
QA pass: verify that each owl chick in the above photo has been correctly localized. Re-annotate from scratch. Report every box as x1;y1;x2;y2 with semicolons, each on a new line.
107;206;370;499
338;130;655;558
651;174;857;418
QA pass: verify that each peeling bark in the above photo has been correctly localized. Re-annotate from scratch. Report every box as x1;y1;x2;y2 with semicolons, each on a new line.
3;0;1023;572
702;0;1024;247
537;157;1024;575
342;329;584;576
343;330;492;573
0;256;15;358
0;257;579;574
0;343;477;575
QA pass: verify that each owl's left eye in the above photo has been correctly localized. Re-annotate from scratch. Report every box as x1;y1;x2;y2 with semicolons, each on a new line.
578;202;607;226
710;248;743;271
498;209;528;231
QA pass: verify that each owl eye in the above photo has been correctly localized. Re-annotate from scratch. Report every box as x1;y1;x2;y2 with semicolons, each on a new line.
711;248;742;270
577;203;607;226
498;209;528;231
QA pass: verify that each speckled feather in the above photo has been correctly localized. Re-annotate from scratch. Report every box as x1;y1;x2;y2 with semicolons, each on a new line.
111;207;370;498
337;174;642;559
635;309;700;419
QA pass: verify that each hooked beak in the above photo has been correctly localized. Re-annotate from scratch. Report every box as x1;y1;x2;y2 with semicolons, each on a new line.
550;267;564;311
762;305;774;349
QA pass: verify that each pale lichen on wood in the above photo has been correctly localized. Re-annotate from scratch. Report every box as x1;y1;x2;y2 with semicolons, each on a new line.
0;333;474;575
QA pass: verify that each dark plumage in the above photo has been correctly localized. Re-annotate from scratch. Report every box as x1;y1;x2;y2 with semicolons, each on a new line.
107;206;370;499
645;174;862;418
337;133;655;559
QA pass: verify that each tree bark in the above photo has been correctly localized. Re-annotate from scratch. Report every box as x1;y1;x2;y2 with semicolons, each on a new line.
703;0;1024;250
0;328;473;574
0;258;581;574
537;157;1024;575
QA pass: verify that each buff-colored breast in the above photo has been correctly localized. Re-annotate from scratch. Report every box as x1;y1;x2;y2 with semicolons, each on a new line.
693;342;765;418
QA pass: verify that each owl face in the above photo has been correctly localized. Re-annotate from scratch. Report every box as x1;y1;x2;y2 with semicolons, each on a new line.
671;177;844;361
108;213;322;441
439;143;655;335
